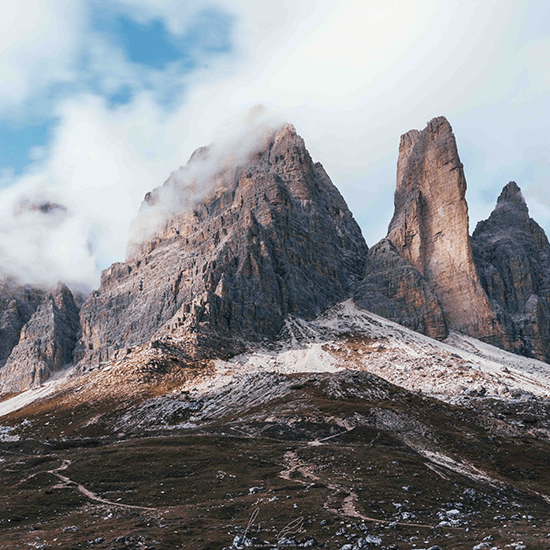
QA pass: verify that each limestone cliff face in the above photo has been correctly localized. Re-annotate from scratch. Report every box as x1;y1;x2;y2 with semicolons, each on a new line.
353;238;447;339
76;124;368;366
0;282;46;370
387;117;502;343
472;182;550;362
0;284;81;393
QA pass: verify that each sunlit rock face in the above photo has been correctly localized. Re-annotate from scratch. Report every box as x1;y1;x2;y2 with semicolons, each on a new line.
386;117;503;346
0;283;80;393
472;182;550;362
75;124;368;367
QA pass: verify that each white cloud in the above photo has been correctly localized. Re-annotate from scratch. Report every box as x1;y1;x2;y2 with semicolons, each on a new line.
0;0;83;108
0;0;548;288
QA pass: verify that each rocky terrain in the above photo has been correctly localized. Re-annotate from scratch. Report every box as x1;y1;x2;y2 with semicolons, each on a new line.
0;116;550;548
0;281;46;372
472;181;550;363
0;284;80;395
354;239;447;340
1;303;550;549
75;123;367;369
0;281;81;396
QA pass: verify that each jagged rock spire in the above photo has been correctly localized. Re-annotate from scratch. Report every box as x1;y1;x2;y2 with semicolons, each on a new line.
472;181;550;362
387;117;502;343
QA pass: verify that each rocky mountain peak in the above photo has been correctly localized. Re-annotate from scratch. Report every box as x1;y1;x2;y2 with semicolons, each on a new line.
76;123;368;367
387;117;502;343
483;180;530;227
472;182;550;362
14;199;68;217
497;180;527;208
473;182;539;238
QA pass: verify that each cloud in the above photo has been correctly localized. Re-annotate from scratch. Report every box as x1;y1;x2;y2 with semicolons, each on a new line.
0;0;83;109
0;0;548;289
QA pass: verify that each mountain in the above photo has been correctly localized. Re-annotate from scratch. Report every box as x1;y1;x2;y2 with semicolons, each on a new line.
472;181;550;362
75;123;368;369
376;117;550;363
2;117;548;389
1;117;550;549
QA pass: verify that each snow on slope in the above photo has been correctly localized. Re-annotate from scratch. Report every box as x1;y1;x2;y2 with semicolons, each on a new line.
2;300;550;421
182;300;550;405
0;366;75;418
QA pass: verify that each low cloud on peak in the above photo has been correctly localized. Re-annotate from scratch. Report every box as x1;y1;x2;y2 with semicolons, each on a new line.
0;1;548;288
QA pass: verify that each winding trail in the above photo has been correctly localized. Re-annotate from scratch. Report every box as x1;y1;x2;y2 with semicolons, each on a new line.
48;460;157;511
279;450;443;530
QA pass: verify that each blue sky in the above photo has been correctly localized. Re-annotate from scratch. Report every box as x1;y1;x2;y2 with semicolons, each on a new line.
0;0;548;287
0;3;234;177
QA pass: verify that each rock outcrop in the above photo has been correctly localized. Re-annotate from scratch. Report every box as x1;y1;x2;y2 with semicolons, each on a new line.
472;182;550;362
2;116;548;390
0;284;81;393
0;281;45;370
354;238;447;339
75;124;368;367
386;117;502;344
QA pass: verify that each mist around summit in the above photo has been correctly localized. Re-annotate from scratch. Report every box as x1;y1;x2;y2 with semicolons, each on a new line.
1;3;550;548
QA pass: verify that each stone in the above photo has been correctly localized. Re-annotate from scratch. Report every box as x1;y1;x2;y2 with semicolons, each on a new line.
75;123;368;367
0;280;46;370
387;116;503;344
354;238;447;339
471;182;550;362
0;283;80;393
14;199;67;217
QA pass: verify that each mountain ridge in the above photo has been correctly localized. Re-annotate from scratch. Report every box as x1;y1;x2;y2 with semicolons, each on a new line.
0;116;548;391
1;116;550;549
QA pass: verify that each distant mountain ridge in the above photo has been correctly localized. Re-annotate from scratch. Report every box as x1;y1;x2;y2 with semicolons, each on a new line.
0;116;549;394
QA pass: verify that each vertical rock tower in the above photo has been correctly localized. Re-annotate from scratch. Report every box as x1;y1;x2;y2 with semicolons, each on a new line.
387;117;501;342
472;181;550;362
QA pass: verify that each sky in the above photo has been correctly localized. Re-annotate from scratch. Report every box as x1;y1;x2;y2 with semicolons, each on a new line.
0;0;548;288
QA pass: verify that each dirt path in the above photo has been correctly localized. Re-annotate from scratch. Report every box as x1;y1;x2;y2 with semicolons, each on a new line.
340;491;440;529
48;460;157;511
279;449;440;530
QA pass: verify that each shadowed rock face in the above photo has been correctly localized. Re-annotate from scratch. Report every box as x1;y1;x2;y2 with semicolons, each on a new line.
0;282;46;369
387;117;502;345
472;182;550;362
75;124;368;367
0;283;81;393
354;239;447;339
